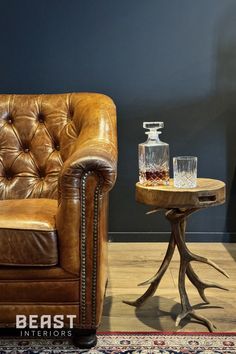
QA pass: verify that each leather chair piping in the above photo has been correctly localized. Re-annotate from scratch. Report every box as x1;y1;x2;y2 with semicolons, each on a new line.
0;302;80;305
0;278;79;283
0;227;57;232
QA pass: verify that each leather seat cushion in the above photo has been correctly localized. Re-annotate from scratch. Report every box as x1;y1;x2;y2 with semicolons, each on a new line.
0;199;58;266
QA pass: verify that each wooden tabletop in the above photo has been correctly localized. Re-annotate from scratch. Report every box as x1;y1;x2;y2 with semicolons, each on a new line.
136;178;225;209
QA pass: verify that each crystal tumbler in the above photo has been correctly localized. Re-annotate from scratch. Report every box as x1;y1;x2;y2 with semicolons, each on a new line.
173;156;197;188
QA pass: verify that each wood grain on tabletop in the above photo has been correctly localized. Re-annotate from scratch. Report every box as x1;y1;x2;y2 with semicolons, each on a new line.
136;178;225;208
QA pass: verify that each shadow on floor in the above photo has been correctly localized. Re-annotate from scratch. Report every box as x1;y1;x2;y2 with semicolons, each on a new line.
224;243;236;262
101;294;179;331
101;294;226;332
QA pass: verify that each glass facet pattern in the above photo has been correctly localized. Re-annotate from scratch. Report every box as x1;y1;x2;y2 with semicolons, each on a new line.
173;156;197;188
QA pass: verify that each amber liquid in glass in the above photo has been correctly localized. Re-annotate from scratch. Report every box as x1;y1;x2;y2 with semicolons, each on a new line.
139;169;169;186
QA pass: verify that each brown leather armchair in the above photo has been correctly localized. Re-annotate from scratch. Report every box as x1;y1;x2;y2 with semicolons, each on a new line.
0;93;117;348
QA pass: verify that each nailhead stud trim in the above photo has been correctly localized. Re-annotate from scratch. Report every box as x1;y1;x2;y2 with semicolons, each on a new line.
80;171;102;326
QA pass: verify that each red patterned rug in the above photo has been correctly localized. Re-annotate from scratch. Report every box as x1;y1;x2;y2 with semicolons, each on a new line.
0;332;235;353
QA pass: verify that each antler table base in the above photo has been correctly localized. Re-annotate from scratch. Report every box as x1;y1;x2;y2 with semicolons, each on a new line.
124;179;228;331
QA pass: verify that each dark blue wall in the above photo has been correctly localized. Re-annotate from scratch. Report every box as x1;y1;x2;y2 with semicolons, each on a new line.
1;0;236;241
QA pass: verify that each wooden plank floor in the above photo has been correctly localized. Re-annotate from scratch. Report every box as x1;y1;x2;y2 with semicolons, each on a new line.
100;243;236;332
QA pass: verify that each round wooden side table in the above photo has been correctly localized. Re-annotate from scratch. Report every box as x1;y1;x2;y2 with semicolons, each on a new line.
124;178;228;331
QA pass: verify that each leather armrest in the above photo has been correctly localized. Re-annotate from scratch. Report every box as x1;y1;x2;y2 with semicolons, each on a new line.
59;94;117;197
56;94;117;274
60;141;117;197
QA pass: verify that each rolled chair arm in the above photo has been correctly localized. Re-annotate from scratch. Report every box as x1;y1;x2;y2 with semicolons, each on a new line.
60;141;117;197
57;94;117;268
59;93;117;197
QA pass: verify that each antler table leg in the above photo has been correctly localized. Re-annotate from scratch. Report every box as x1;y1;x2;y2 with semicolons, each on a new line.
179;216;229;304
166;208;229;331
123;230;176;307
186;264;229;304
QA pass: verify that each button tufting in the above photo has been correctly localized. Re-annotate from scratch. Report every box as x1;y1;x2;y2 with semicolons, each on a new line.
24;148;29;153
5;172;12;180
39;171;45;179
68;107;74;120
68;114;73;120
38;113;44;123
7;114;13;124
55;145;60;151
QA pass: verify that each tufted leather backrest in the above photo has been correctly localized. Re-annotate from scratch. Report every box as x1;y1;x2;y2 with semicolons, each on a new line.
0;93;98;200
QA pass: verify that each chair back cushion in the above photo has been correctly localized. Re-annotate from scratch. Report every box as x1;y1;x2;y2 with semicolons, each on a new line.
0;93;89;199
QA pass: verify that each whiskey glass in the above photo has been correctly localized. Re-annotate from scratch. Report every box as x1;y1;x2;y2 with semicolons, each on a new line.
173;156;197;188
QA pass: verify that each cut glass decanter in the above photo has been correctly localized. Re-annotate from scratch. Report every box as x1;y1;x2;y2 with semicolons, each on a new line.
139;122;169;186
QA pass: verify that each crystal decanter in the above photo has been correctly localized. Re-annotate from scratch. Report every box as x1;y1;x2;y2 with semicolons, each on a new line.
139;122;169;186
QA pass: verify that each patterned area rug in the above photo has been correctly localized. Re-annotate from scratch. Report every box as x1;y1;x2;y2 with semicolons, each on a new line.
0;332;235;353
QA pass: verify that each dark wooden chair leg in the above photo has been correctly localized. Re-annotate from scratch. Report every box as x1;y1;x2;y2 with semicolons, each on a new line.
72;329;97;349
